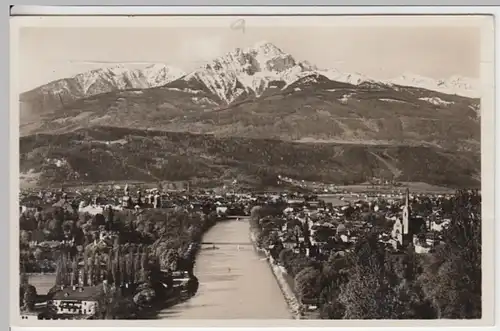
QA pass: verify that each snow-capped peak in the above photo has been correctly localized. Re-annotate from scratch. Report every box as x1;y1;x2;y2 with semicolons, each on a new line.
168;41;480;104
299;60;318;71
321;68;378;86
21;63;186;115
246;40;285;57
142;64;186;87
389;72;480;98
176;41;302;103
69;64;185;95
173;41;397;103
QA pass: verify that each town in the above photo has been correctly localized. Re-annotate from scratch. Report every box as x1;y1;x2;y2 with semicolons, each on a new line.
18;181;481;320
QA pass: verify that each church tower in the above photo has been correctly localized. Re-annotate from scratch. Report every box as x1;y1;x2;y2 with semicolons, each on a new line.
392;188;411;250
402;187;410;234
401;187;413;247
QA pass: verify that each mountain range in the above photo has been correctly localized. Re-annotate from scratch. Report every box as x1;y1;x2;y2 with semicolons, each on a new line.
18;41;481;189
20;64;186;123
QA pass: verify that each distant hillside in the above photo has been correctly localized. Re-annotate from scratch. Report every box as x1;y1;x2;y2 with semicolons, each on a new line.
19;126;480;189
21;75;480;152
20;64;185;124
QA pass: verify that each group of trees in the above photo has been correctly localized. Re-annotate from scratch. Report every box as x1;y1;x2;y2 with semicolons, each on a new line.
254;190;482;320
416;190;481;318
20;199;222;317
20;200;220;270
19;273;37;312
54;244;155;287
46;205;221;285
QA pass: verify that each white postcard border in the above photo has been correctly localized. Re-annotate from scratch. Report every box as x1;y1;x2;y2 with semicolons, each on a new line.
9;6;497;329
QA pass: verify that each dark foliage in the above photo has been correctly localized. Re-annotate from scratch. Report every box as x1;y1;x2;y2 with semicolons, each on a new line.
20;127;479;189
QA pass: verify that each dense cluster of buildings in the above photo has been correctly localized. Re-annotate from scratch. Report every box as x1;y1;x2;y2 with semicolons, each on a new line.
20;183;457;320
259;189;453;261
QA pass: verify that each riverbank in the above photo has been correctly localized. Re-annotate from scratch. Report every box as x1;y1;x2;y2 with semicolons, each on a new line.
249;229;303;319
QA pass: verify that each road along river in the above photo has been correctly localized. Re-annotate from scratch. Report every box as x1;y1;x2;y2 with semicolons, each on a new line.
158;218;292;319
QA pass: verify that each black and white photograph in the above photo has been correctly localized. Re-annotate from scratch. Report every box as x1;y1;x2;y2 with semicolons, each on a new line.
12;14;494;325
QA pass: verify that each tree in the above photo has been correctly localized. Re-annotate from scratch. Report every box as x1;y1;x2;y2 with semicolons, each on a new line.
294;267;323;303
319;285;345;319
55;253;69;286
20;213;37;231
249;206;262;228
140;252;148;282
62;220;74;239
318;253;350;318
125;253;134;284
161;249;179;271
94;253;101;284
20;283;37;312
119;252;127;285
33;247;44;262
278;248;294;268
82;250;88;286
338;252;391;319
94;213;106;228
289;254;314;277
46;218;63;240
134;253;142;282
338;238;416;319
186;275;199;296
261;230;280;249
71;258;78;286
418;190;481;319
104;288;138;319
106;207;115;230
312;226;336;243
87;255;95;286
112;258;120;286
106;253;113;283
128;248;136;284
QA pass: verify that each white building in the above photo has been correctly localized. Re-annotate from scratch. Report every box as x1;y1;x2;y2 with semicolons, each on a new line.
49;285;101;317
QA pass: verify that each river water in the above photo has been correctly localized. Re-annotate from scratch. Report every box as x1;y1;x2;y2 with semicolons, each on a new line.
27;274;56;295
158;219;292;319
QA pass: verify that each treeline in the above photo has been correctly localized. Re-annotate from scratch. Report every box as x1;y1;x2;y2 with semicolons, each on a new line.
255;190;482;319
53;244;156;287
20;126;479;188
20;203;220;272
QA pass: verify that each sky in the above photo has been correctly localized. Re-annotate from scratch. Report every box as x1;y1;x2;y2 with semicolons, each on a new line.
18;24;481;92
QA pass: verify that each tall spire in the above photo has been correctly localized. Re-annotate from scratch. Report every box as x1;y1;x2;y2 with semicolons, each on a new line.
405;187;410;209
402;188;410;234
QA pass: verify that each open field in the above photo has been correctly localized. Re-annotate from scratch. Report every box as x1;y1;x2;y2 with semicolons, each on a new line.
335;182;456;194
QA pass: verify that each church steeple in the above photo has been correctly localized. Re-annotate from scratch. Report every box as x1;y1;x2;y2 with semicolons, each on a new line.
391;188;413;250
402;188;410;235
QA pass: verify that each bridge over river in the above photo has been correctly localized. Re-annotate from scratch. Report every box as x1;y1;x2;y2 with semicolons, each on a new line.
200;242;253;246
157;217;292;319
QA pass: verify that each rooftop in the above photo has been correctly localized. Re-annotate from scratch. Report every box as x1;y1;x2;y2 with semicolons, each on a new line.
51;284;104;301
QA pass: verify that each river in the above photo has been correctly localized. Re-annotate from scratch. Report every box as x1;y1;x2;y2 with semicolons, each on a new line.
27;273;56;295
158;218;292;319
